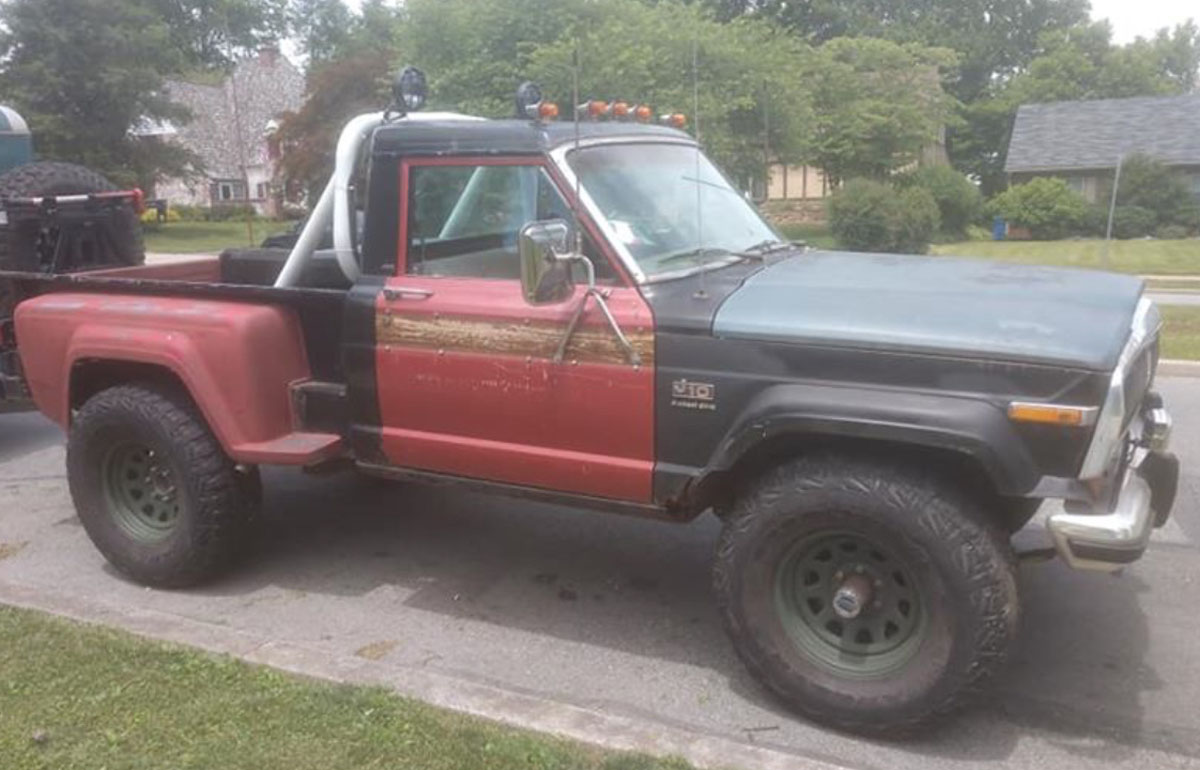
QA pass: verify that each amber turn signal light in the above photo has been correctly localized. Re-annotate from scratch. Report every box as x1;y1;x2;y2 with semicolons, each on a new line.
1007;402;1098;427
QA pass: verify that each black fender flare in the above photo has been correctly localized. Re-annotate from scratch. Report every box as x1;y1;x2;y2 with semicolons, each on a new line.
699;382;1040;500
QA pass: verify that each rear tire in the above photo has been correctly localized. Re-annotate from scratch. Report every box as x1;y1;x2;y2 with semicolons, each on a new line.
67;383;254;587
713;453;1019;734
0;161;145;270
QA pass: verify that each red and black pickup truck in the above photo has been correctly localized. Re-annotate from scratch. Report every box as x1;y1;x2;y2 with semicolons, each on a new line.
0;72;1179;734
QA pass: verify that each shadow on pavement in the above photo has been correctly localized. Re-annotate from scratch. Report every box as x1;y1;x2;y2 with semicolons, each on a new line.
0;411;61;463
165;465;1191;762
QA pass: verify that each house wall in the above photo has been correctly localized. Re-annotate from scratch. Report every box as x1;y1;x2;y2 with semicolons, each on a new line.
767;164;835;200
1011;164;1200;205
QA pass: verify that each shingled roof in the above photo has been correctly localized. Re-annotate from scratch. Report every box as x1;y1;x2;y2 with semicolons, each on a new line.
1005;94;1200;173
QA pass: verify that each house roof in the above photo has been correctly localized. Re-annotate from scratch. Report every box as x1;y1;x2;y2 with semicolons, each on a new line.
165;49;304;180
1005;94;1200;174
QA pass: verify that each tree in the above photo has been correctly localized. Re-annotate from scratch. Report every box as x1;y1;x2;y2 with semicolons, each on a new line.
289;0;356;64
275;0;403;195
146;0;289;70
805;37;956;185
276;51;394;194
526;0;814;188
0;0;197;188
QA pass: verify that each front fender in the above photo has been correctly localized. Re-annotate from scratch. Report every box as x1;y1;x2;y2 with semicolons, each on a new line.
15;293;311;458
705;382;1040;496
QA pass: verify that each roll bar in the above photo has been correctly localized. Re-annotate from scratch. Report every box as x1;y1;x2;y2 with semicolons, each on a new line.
273;111;481;288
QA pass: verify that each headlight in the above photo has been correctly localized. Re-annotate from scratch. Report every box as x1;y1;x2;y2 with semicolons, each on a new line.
1078;298;1160;479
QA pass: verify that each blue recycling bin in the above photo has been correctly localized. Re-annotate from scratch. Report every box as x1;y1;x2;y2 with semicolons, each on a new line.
992;216;1007;241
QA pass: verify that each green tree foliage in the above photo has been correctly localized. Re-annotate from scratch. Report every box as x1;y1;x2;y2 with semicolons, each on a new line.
289;0;356;64
707;0;1091;102
805;37;956;186
894;165;983;238
828;178;940;254
0;0;197;188
525;0;813;188
146;0;289;70
987;177;1090;240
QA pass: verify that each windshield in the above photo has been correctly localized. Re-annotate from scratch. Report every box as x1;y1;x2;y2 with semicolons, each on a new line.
566;143;782;279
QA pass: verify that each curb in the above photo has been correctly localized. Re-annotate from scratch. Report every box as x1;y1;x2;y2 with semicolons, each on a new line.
0;578;852;770
1159;359;1200;378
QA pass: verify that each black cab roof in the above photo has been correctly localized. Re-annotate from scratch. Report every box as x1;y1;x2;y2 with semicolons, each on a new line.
371;117;693;157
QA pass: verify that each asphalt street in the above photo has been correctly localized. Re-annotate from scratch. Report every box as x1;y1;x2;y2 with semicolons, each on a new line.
2;379;1200;769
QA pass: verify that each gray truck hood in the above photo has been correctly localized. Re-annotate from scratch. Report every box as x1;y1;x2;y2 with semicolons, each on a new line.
712;250;1144;371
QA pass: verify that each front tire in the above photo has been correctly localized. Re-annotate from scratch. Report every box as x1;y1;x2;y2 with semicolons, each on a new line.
67;383;254;587
714;454;1019;734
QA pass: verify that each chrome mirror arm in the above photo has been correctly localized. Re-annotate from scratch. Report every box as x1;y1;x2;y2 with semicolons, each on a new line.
551;255;641;367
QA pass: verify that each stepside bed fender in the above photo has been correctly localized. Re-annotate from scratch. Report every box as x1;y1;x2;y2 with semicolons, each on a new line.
14;292;318;463
700;382;1041;499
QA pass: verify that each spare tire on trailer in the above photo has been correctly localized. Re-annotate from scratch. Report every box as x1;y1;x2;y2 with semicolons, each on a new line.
0;161;145;270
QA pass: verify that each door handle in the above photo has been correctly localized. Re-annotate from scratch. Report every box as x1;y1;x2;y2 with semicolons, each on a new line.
383;287;434;301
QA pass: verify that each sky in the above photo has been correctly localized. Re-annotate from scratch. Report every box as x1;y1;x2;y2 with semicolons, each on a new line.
1089;0;1197;42
339;0;1194;45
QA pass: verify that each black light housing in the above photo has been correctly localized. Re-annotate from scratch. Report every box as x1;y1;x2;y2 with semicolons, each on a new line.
514;81;544;119
393;66;427;114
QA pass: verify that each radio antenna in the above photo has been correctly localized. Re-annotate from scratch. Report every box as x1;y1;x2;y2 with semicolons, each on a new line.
572;39;583;255
693;30;707;300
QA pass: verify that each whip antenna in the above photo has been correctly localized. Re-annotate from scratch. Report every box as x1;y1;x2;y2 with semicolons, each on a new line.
572;40;583;255
693;31;707;299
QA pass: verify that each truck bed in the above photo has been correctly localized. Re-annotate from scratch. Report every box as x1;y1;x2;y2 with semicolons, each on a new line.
1;251;351;392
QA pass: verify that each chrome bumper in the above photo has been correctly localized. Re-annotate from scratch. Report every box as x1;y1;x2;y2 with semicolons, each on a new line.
1046;404;1178;572
1047;469;1154;571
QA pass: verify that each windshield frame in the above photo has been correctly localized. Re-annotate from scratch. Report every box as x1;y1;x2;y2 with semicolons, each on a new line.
549;137;779;285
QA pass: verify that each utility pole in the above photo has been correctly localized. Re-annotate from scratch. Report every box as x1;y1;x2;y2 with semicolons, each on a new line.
1103;154;1124;270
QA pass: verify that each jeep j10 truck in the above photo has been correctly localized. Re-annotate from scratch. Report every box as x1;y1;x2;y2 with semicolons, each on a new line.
0;72;1179;734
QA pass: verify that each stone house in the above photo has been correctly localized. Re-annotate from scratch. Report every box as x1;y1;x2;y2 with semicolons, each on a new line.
152;47;304;216
1005;94;1200;203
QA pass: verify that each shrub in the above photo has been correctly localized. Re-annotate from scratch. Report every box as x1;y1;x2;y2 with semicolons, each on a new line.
139;207;181;225
205;203;258;222
1111;206;1157;239
894;165;983;238
987;178;1090;240
828;178;940;254
1155;224;1191;240
1113;154;1199;228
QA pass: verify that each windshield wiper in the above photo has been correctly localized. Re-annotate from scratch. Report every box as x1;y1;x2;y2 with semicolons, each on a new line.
742;239;793;255
654;247;739;268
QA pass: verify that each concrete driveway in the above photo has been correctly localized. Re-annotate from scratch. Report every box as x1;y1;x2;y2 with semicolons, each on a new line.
2;381;1200;770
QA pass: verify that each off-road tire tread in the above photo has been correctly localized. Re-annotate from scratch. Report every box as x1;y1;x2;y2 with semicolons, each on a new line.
713;453;1019;735
67;383;250;587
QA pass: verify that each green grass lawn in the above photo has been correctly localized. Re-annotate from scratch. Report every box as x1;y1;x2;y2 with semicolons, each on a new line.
1161;306;1200;361
0;605;691;770
143;220;294;254
931;238;1200;275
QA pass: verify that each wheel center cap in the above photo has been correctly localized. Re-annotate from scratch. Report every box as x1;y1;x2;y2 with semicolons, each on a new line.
832;573;874;619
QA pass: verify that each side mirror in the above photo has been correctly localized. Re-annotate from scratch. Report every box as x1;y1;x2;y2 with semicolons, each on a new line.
519;220;574;305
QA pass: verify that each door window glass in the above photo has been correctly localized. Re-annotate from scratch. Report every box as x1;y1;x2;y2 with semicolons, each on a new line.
405;163;613;282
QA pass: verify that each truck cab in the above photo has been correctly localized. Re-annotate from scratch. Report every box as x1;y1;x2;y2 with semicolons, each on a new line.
0;71;1178;735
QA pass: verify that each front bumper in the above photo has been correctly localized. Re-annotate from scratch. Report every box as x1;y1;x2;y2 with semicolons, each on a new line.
1047;449;1179;571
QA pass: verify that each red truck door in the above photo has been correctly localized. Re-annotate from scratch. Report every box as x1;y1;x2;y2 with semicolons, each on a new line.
373;156;656;502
